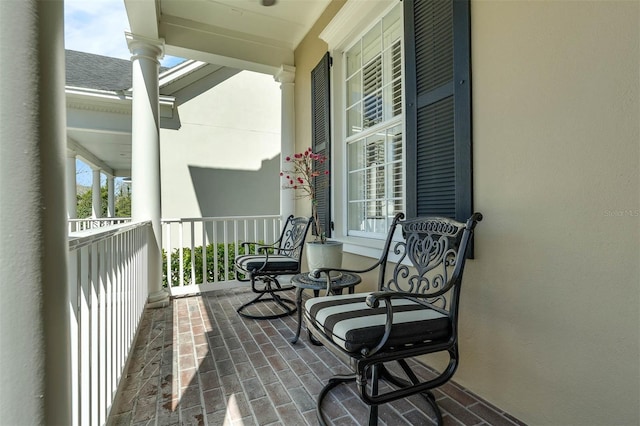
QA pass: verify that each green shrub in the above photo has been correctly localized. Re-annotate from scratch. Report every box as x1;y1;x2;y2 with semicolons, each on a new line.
162;242;268;287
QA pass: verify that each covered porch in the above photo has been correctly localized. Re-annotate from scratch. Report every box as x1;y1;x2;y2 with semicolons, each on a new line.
0;0;638;425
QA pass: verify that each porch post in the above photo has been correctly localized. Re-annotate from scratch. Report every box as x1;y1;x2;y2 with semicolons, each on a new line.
66;151;77;220
0;0;70;423
275;65;296;220
91;167;102;218
127;32;169;305
107;175;115;217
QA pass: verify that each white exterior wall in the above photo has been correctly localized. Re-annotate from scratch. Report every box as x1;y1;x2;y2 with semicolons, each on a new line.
160;71;281;219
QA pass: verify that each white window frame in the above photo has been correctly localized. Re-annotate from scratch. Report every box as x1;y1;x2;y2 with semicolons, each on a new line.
320;0;405;259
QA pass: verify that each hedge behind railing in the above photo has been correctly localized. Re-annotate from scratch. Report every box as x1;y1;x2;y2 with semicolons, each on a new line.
162;242;269;287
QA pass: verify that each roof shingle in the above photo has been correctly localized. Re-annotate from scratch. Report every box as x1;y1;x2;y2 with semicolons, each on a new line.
65;50;133;91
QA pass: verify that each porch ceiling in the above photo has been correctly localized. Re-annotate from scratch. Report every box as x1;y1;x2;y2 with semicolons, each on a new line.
125;0;332;74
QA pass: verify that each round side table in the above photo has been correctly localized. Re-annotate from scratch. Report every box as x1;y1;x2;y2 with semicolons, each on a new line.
290;271;361;344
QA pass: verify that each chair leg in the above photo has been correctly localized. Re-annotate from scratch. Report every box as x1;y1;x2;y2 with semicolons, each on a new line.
307;330;323;346
368;365;380;426
236;277;296;320
395;360;444;426
316;374;356;426
317;362;443;425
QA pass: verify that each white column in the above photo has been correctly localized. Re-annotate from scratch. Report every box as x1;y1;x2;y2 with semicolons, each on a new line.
91;167;101;218
0;0;70;423
275;65;296;219
127;32;168;305
66;151;77;220
107;175;115;218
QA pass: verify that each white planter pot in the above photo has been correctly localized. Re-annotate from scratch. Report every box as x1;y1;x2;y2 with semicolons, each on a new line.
306;240;343;280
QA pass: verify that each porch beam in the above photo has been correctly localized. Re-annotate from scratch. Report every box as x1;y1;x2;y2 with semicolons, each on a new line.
67;136;115;176
160;14;292;75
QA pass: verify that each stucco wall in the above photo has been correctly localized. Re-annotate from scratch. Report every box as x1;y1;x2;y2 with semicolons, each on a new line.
294;1;640;424
465;2;639;423
160;71;281;219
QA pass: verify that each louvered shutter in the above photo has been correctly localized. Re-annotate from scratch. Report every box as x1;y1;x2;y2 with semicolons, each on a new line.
404;0;472;222
311;52;332;238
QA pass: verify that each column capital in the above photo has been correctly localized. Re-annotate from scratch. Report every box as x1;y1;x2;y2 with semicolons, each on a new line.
126;32;165;63
275;65;296;84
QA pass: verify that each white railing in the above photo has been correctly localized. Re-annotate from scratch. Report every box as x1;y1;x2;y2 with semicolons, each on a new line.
161;215;282;293
68;217;131;232
68;221;150;426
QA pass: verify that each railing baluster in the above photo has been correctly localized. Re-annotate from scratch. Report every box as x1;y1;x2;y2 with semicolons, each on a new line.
79;246;90;426
166;222;172;287
105;237;113;410
211;221;220;283
178;221;184;287
233;220;239;267
223;220;229;282
202;222;208;285
98;239;106;425
68;250;80;426
189;221;194;286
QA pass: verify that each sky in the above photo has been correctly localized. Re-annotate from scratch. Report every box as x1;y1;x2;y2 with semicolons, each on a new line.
65;0;184;187
64;0;184;67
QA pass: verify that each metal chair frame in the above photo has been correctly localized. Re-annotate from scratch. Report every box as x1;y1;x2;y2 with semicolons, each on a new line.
303;212;482;425
235;215;312;320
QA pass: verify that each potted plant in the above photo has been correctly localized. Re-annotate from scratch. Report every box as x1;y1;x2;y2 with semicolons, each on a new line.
280;148;342;279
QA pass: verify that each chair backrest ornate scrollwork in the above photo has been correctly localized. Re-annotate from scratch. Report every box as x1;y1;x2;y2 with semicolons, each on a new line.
276;216;311;261
379;215;477;315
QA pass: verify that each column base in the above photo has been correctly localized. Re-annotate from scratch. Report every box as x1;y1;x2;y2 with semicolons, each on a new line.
147;289;170;308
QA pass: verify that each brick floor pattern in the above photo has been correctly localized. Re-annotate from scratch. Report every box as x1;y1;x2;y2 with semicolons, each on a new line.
108;287;526;426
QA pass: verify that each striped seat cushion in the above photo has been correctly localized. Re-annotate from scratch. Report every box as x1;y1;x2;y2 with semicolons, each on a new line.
236;254;298;273
304;292;451;353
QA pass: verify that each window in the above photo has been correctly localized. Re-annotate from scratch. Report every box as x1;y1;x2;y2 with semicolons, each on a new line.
318;0;472;252
344;4;403;237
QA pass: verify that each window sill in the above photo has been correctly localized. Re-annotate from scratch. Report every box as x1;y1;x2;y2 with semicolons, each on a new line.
330;233;406;265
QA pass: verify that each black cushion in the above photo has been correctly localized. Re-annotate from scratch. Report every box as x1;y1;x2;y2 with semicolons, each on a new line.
304;292;451;353
236;254;298;273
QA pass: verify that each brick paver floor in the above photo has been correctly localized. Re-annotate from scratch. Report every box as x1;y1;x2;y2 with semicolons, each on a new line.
108;287;525;426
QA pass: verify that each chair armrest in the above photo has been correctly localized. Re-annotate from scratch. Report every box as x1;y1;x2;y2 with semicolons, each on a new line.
357;291;447;357
365;290;443;308
310;259;384;279
240;241;277;253
310;260;383;291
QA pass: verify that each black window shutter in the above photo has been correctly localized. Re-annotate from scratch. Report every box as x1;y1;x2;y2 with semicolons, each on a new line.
311;52;332;238
404;0;472;222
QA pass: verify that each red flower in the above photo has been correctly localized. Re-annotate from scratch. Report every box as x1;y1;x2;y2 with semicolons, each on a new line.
279;147;331;243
